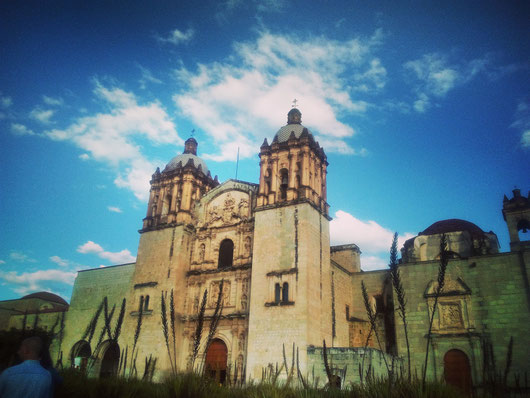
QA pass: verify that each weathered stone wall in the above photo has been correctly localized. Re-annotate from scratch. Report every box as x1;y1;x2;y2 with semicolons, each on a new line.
331;266;352;347
307;346;399;387
393;249;530;385
246;202;332;380
59;263;134;369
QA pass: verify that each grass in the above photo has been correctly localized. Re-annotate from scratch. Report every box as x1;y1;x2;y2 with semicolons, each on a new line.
55;369;468;398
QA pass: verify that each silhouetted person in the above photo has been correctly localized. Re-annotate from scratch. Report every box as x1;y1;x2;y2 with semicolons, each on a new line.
0;336;51;398
40;343;62;397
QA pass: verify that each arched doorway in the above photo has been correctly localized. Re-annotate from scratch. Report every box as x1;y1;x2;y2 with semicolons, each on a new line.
205;338;228;384
218;239;234;269
70;340;91;372
444;349;472;396
99;341;120;378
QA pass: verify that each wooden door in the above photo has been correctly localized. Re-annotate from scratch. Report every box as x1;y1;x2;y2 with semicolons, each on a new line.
205;339;228;384
444;349;472;396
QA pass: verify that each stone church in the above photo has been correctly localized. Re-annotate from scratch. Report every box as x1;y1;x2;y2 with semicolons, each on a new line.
2;108;529;392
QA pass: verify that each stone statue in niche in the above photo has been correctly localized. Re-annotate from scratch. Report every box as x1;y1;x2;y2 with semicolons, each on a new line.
440;302;464;329
238;333;245;351
241;294;247;310
198;243;205;262
244;237;252;257
209;280;231;307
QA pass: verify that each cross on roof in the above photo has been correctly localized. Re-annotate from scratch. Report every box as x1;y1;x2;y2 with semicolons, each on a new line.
292;99;298;108
190;129;195;137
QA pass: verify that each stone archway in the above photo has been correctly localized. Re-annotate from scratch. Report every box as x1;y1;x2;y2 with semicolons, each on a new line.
205;338;228;384
444;349;472;396
99;341;120;378
70;340;91;372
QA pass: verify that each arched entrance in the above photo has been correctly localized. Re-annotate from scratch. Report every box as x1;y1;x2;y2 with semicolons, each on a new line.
99;341;120;378
205;338;228;384
70;340;91;372
444;349;472;396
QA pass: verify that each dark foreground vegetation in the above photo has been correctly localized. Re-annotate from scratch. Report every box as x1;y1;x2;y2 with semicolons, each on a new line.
56;368;468;398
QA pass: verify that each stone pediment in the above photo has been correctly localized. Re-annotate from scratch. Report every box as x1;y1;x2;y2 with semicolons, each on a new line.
424;277;471;297
196;180;258;228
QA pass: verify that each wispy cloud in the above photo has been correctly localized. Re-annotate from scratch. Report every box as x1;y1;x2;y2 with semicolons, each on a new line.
0;269;77;295
9;251;37;263
42;95;64;106
173;30;384;160
46;80;182;200
330;210;414;271
138;65;163;89
404;52;490;113
157;28;194;45
11;123;35;136
1;95;13;108
511;100;530;148
30;107;55;124
49;255;69;267
79;153;90;161
77;240;135;264
107;206;122;213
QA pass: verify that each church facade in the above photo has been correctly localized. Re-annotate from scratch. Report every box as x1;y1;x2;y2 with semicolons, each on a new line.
7;108;528;390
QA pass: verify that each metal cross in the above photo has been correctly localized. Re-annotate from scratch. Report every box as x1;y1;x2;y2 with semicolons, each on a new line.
191;129;195;137
292;99;298;108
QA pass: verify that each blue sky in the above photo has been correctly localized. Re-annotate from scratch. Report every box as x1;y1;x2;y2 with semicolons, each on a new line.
1;0;529;301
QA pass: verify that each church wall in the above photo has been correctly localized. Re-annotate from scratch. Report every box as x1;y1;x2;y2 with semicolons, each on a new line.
395;251;530;384
122;225;193;377
330;265;353;347
60;264;134;368
246;202;332;380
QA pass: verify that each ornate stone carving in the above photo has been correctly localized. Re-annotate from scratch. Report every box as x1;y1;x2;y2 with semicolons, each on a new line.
209;280;231;307
439;302;464;329
206;193;250;227
241;294;248;310
198;243;205;262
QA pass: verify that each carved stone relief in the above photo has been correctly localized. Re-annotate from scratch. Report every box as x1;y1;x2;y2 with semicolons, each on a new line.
209;280;231;307
439;302;464;329
206;193;251;227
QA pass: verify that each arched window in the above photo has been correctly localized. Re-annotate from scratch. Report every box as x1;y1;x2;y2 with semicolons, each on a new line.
218;239;234;268
274;283;281;304
144;295;150;311
161;194;172;216
279;168;289;200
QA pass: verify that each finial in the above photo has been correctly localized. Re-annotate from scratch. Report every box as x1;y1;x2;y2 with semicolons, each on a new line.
190;129;195;137
292;98;298;108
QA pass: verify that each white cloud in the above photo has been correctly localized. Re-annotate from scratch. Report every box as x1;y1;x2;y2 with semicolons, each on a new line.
173;30;383;160
0;260;5;265
511;100;530;148
49;255;69;267
0;269;77;295
522;130;530;147
77;240;136;264
330;210;414;270
360;255;389;271
404;52;489;112
138;65;163;89
42;95;64;106
107;206;122;213
1;96;13;108
30;108;55;124
79;153;90;161
9;251;37;263
11;123;35;136
158;28;194;45
45;81;182;200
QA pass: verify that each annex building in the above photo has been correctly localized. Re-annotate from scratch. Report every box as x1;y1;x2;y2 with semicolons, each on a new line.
2;108;529;393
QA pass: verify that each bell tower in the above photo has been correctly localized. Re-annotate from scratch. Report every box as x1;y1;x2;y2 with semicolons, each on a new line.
142;137;218;230
256;108;329;216
503;188;530;251
247;107;333;380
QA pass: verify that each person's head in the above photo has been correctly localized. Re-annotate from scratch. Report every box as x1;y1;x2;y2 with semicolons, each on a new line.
17;336;44;361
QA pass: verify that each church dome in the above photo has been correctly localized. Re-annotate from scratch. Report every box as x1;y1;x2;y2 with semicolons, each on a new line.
163;137;209;175
419;219;486;238
22;291;68;305
273;108;314;143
